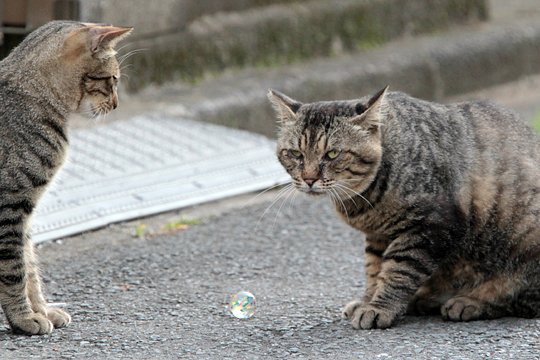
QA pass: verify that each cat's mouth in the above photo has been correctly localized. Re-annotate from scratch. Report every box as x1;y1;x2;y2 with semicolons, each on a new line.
295;185;327;196
292;178;330;196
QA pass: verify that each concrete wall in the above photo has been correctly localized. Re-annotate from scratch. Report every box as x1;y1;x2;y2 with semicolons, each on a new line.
116;0;488;90
79;0;308;39
2;0;486;92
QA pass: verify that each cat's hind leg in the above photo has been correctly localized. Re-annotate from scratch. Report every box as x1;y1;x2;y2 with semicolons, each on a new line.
441;276;515;321
407;285;445;316
407;271;455;315
441;296;509;321
512;287;540;318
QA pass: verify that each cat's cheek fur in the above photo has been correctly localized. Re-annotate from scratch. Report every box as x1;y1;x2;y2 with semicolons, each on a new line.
277;153;300;178
78;94;114;118
77;98;95;117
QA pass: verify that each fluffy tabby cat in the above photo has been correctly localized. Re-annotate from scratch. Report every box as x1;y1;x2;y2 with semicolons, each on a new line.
0;21;132;335
268;87;540;329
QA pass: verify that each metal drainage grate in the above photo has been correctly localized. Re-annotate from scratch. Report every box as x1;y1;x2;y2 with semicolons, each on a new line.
31;114;289;243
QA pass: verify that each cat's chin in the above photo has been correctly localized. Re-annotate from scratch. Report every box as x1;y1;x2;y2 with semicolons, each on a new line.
298;188;326;196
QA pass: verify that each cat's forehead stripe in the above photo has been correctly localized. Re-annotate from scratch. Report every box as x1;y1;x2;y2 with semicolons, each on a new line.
316;132;327;153
300;101;358;130
299;131;307;149
298;103;354;151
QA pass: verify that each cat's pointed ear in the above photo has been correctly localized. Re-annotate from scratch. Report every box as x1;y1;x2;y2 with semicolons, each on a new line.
87;25;133;54
267;89;302;124
349;86;389;132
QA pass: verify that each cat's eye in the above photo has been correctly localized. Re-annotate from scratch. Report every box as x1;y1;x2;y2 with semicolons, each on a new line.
326;149;341;160
289;149;302;158
86;74;112;81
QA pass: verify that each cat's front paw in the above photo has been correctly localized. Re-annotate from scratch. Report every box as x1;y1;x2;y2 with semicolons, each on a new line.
441;296;482;321
342;299;363;319
348;303;398;330
10;313;53;335
46;307;71;328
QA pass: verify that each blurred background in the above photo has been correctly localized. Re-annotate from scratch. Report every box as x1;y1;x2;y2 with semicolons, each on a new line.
0;0;490;90
1;0;539;135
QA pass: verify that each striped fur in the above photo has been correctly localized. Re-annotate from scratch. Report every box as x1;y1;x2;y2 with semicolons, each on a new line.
268;87;540;329
0;21;131;335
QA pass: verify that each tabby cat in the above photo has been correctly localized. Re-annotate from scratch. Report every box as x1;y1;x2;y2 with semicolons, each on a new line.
0;21;132;335
268;87;540;329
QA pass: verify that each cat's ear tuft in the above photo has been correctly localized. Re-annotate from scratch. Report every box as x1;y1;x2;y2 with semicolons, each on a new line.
349;85;389;133
87;25;133;54
267;89;302;124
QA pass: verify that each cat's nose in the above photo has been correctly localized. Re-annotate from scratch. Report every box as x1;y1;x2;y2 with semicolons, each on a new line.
303;177;319;187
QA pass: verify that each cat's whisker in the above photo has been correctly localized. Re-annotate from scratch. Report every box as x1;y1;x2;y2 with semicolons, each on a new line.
335;183;374;209
287;188;299;213
262;185;295;231
243;182;289;207
119;64;134;72
119;70;133;79
119;67;141;78
93;107;108;122
329;188;350;223
118;49;144;65
326;187;338;206
118;48;148;66
115;42;134;54
337;184;374;209
254;184;294;231
77;109;94;117
332;185;359;208
334;183;365;199
271;185;296;231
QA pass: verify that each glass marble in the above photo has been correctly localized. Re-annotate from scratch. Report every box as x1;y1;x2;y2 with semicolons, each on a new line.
229;291;256;319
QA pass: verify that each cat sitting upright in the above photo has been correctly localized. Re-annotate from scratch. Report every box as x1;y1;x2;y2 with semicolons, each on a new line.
268;87;540;329
0;21;131;335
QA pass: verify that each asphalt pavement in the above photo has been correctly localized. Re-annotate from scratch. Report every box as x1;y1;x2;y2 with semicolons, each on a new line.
1;191;539;359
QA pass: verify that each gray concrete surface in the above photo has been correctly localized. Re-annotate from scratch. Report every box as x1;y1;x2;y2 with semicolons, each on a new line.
2;195;539;359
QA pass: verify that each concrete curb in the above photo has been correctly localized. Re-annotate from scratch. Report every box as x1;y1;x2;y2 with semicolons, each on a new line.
146;19;540;138
125;0;486;90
